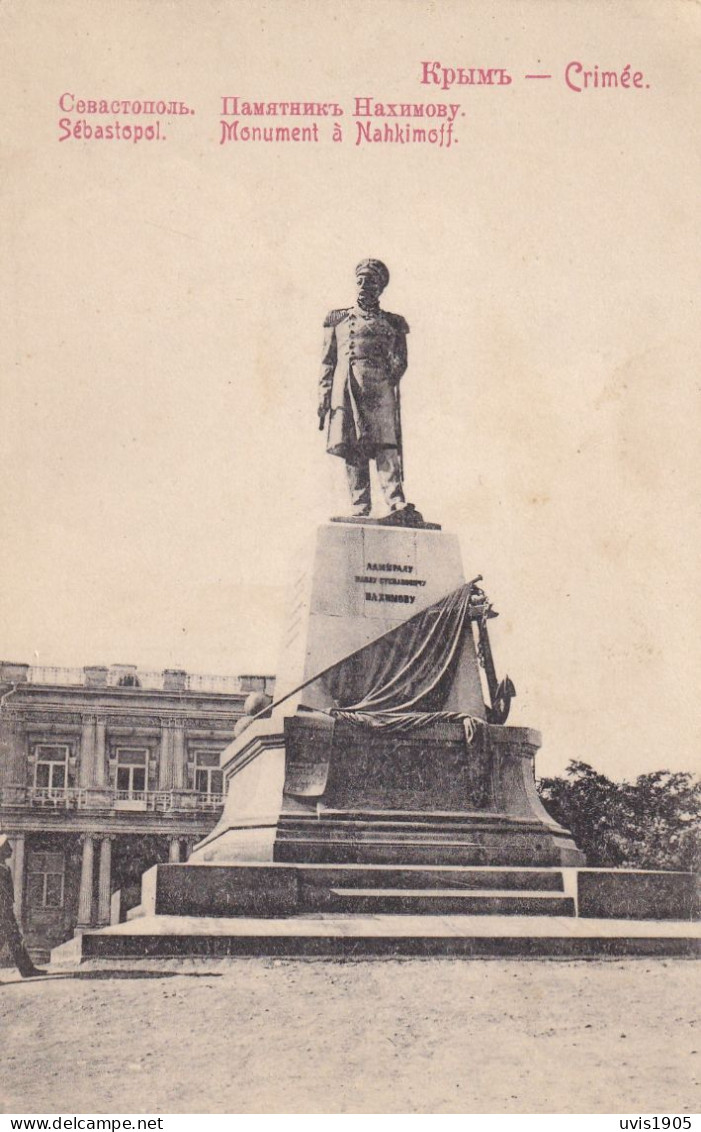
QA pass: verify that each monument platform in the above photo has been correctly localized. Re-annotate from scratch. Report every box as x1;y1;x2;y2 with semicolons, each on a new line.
48;517;700;965
49;862;698;964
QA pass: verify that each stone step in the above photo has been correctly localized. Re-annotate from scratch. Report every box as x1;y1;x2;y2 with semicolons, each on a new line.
299;865;565;892
273;809;578;868
135;862;569;920
50;913;701;964
328;887;575;916
129;862;695;923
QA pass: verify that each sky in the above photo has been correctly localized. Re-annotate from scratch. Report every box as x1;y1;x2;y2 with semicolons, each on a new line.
0;0;699;780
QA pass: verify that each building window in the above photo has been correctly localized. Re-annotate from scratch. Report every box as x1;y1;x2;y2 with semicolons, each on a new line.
27;850;65;909
115;748;148;796
34;745;70;791
194;751;223;796
117;674;141;688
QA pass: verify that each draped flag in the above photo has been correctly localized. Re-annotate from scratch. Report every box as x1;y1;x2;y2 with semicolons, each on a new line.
323;582;474;713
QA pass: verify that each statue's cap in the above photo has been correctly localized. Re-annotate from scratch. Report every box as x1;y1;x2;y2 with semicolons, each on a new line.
0;835;11;857
355;259;390;289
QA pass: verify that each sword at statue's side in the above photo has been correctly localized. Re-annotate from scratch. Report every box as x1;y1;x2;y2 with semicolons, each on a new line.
394;379;404;484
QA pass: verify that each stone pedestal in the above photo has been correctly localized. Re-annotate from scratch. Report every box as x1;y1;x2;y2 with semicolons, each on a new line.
275;522;485;716
192;713;582;867
191;523;584;869
275;715;581;866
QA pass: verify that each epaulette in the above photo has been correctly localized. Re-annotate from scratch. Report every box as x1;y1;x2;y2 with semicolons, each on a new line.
384;311;410;333
323;308;351;327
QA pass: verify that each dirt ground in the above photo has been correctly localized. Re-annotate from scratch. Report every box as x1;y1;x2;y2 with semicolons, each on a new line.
0;958;698;1114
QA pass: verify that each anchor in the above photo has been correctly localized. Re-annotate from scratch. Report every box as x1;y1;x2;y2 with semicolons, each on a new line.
467;578;517;725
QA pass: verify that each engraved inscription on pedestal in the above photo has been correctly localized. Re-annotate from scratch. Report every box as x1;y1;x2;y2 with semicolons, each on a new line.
284;715;334;797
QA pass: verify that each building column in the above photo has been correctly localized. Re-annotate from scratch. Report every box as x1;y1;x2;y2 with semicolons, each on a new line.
76;833;95;932
79;716;97;786
171;725;186;790
97;835;113;926
95;718;107;787
10;833;25;922
158;720;174;790
168;837;181;862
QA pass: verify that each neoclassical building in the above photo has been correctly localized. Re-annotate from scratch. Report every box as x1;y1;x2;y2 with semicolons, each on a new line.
0;660;273;959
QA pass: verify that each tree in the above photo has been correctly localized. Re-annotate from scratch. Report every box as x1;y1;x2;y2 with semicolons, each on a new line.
537;761;700;871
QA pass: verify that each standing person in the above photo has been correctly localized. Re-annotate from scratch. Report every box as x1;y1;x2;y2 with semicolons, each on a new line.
0;835;45;978
319;259;421;522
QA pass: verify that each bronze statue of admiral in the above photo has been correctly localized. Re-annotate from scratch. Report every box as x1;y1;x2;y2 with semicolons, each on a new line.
319;260;420;522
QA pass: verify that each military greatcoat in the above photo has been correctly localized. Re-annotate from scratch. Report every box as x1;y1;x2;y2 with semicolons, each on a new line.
320;305;409;462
